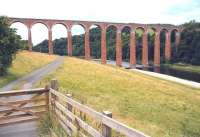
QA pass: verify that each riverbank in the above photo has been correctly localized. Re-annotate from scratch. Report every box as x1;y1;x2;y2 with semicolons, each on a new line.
163;63;200;74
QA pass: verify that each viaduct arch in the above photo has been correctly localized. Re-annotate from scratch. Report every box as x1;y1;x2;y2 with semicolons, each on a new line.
9;17;182;67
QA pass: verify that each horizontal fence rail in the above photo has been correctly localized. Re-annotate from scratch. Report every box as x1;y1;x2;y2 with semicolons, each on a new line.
0;88;49;126
50;87;150;137
0;79;150;137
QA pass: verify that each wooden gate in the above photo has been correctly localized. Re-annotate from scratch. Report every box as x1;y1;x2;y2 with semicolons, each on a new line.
0;79;150;137
0;88;49;126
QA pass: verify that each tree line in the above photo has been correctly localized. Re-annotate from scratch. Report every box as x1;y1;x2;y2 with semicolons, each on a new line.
34;23;200;65
173;21;200;65
0;16;199;76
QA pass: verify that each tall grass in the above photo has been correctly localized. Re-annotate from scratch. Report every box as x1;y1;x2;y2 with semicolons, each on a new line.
0;51;58;88
38;112;68;137
36;57;200;137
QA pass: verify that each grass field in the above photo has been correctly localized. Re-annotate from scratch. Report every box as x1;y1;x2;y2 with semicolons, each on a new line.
164;63;200;74
0;51;57;88
36;57;200;137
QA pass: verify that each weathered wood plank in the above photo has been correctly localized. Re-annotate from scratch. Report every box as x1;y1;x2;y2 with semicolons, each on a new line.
55;108;77;133
0;111;45;121
0;88;48;97
0;115;38;127
0;101;36;116
0;98;46;105
50;89;149;137
0;105;47;116
0;87;48;135
102;111;112;137
45;91;50;111
54;101;103;137
59;119;72;136
55;106;88;137
0;86;149;137
50;79;59;91
66;94;73;122
1;90;47;116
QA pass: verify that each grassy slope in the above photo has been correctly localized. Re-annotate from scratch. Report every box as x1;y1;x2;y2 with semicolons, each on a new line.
164;63;200;74
36;57;200;137
0;51;57;88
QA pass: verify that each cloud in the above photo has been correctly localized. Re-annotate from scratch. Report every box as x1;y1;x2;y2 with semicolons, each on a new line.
3;0;200;43
164;0;200;24
1;0;199;24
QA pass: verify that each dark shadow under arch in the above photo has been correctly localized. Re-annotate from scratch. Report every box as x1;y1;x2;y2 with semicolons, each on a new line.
160;29;168;63
121;26;131;62
106;25;117;60
170;29;179;59
147;28;156;65
135;27;145;64
52;24;68;56
31;23;49;53
89;25;101;59
71;24;85;57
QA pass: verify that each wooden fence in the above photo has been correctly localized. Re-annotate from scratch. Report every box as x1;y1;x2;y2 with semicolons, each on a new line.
0;79;150;137
0;88;49;126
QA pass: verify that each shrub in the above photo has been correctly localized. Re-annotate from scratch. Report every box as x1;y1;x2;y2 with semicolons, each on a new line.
0;16;22;76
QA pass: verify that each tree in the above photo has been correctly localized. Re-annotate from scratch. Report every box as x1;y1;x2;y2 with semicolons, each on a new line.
0;16;22;75
34;20;200;66
173;20;200;65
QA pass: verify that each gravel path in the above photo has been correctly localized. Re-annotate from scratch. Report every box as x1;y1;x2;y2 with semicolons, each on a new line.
0;56;64;137
1;56;64;91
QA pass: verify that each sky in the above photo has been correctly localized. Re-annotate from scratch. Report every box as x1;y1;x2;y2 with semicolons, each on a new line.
1;0;200;45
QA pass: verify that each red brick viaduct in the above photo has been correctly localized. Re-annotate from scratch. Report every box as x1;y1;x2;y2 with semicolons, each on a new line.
9;17;182;67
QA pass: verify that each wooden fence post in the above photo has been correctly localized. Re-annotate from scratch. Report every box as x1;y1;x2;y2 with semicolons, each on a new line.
66;94;72;112
66;94;77;135
50;79;59;91
66;94;73;122
45;84;50;111
102;111;112;137
50;79;58;115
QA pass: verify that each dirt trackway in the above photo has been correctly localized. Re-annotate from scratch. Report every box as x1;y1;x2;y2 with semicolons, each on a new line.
0;56;64;137
0;56;64;91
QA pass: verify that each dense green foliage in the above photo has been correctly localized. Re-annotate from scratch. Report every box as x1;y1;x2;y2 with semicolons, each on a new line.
171;21;200;65
0;16;24;76
33;21;200;66
33;27;156;63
